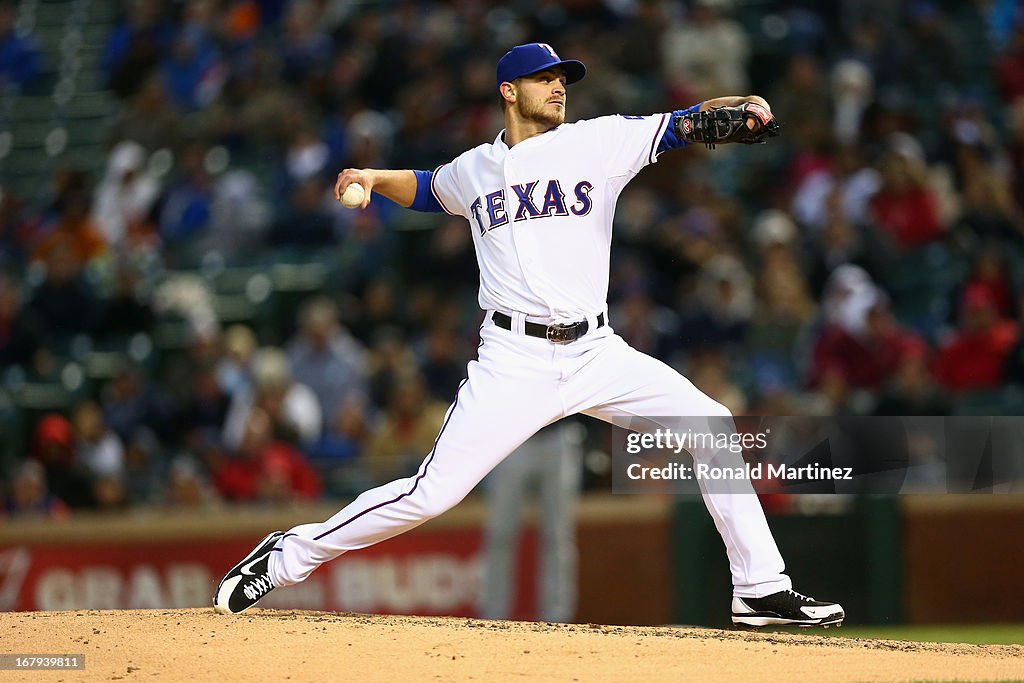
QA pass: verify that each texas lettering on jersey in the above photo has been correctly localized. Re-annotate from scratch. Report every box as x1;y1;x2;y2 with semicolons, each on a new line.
469;180;594;234
430;113;671;319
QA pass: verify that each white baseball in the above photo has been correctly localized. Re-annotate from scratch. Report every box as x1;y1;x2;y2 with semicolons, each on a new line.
341;182;366;208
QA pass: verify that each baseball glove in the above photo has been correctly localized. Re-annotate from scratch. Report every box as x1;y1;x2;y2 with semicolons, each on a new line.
675;102;781;149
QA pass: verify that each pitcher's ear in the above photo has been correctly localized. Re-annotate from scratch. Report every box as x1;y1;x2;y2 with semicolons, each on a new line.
500;81;516;104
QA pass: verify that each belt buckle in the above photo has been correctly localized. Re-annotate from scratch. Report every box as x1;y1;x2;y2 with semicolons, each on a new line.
546;323;576;344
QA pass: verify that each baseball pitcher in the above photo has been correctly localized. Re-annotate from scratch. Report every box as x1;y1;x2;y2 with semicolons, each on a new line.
214;43;843;628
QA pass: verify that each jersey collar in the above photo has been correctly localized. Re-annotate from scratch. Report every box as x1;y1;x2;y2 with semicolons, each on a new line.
494;125;562;152
495;130;509;151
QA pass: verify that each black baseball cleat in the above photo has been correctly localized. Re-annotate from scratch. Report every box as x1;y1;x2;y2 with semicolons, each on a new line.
213;531;284;614
731;589;844;627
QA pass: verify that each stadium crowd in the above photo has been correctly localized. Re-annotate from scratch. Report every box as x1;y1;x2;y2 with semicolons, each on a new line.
2;0;1024;517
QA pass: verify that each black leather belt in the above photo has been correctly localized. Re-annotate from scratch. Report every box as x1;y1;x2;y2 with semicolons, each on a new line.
491;311;606;344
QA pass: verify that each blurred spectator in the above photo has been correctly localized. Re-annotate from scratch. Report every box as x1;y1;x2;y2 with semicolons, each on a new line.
661;0;749;101
220;0;261;50
311;395;372;463
610;282;680;361
0;1;39;89
152;272;218;341
841;18;912;96
163;455;220;509
952;248;1017;321
158;317;223;409
181;359;230;440
365;371;447;482
280;0;332;99
810;267;926;391
283;127;330;187
101;361;179;446
213;408;321;503
904;2;964;95
73;400;125;480
934;286;1019;393
350;278;405;344
613;0;668;82
158;142;215;247
103;1;172;98
30;189;107;269
25;244;100;346
222;347;322;449
4;460;68;521
107;75;184;152
218;323;257;398
748;231;817;389
94;265;157;341
869;134;944;250
480;422;583;623
415;218;479;290
0;272;45;371
655;178;737;278
204;170;272;256
92;141;161;249
806;191;884;296
160;0;226;111
769;55;831;151
286;296;367;418
874;350;950;416
831;59;874;146
92;474;129;513
678;254;753;351
197;46;297;150
940;99;1002;175
30;414;93;508
792;144;881;233
268;179;336;247
343;108;396;170
122;427;164;504
417;324;467;402
336;212;397;293
365;326;417;408
690;350;748;415
952;145;1020;244
750;208;799;257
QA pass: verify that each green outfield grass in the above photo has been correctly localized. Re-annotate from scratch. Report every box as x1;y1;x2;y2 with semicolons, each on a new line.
799;623;1024;645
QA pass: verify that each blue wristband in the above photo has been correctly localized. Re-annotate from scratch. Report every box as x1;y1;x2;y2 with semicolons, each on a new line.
658;102;705;153
411;170;444;213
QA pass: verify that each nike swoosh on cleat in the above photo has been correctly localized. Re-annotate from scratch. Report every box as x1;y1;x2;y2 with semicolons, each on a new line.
239;552;270;576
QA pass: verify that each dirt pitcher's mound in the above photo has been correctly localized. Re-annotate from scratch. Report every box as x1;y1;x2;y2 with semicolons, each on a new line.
4;609;1023;682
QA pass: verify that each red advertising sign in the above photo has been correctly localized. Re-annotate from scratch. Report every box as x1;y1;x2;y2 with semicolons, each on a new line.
0;528;538;618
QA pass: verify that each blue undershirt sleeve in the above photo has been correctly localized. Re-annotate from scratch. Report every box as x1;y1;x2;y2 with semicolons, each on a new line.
410;170;444;213
657;102;705;154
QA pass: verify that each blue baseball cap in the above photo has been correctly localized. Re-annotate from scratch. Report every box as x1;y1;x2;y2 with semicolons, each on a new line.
496;43;587;90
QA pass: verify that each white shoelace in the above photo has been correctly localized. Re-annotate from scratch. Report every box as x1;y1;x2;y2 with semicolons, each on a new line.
785;589;814;602
243;575;274;601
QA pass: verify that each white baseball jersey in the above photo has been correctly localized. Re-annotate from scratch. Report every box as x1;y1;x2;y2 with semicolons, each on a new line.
430;114;672;322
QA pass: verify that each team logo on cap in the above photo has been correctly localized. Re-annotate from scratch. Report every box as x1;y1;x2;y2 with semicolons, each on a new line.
538;43;559;59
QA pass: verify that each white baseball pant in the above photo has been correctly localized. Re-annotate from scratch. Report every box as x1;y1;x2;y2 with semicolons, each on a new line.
268;315;793;599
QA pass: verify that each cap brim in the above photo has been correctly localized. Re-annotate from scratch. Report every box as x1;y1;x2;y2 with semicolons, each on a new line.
523;59;587;85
